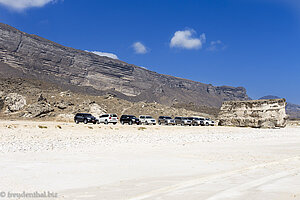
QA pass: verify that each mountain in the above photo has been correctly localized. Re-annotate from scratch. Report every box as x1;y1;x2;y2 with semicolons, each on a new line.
259;96;300;119
0;23;249;109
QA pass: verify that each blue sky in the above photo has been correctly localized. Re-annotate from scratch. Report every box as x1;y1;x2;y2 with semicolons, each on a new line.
0;0;299;104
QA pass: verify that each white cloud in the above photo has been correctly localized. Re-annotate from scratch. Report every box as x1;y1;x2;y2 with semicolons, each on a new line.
0;0;57;11
207;40;226;51
170;29;206;50
132;42;148;54
87;51;119;60
139;66;148;70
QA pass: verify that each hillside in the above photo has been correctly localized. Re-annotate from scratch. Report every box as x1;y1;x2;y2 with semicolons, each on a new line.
0;23;249;109
0;76;213;121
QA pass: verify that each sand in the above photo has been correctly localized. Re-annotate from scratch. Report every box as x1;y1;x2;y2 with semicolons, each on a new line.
0;120;300;200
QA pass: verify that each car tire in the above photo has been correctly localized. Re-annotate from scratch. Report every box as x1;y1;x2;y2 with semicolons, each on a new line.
75;120;79;124
121;121;124;125
129;121;133;125
105;120;108;125
145;121;149;125
181;122;184;126
84;119;87;124
113;122;117;125
158;122;161;125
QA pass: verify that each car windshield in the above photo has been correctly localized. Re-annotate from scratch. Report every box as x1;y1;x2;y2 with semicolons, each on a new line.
146;116;153;119
111;114;117;117
84;114;93;117
165;117;172;119
187;117;194;120
199;118;205;120
206;118;210;120
129;115;136;118
182;117;188;120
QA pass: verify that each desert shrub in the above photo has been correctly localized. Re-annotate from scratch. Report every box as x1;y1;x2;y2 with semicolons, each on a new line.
56;125;62;129
138;127;147;131
38;125;47;129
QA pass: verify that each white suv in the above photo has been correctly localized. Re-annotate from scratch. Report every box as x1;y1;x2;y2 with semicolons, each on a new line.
139;115;156;125
99;114;118;125
206;118;215;126
199;117;215;126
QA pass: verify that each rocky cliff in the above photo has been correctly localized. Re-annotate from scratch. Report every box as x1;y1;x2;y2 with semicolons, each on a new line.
259;96;300;119
0;23;249;107
218;99;288;128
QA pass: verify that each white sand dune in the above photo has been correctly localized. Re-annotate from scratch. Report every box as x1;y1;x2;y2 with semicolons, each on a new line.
0;120;300;200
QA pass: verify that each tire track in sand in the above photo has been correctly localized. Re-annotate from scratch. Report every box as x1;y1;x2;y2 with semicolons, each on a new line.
128;156;300;200
206;167;300;200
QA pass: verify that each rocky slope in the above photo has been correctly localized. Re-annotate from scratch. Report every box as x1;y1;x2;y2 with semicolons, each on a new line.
259;96;300;119
0;23;249;108
0;77;213;121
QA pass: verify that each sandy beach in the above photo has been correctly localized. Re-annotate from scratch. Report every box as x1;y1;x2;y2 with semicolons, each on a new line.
0;120;300;200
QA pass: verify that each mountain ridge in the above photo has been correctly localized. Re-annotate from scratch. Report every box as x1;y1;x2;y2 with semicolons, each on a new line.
0;22;249;108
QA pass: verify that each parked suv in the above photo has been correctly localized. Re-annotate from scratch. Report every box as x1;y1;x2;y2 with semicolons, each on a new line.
99;114;118;125
205;118;215;126
174;117;192;126
158;116;175;125
120;115;141;125
199;117;208;126
187;117;204;126
74;113;98;124
139;115;156;125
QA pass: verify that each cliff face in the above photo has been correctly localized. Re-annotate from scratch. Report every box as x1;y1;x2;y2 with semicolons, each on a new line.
260;96;300;119
0;23;249;107
218;99;288;128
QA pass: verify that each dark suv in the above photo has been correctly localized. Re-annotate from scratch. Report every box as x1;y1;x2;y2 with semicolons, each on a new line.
74;113;98;124
158;116;175;125
120;115;141;125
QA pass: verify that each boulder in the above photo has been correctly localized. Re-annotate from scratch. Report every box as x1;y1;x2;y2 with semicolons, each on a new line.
26;101;54;118
4;93;26;112
52;99;74;110
260;121;276;129
56;114;74;122
38;94;47;102
89;103;106;117
57;101;68;110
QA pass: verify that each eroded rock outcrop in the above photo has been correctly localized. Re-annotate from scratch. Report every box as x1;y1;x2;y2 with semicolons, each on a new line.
26;102;54;118
25;96;53;118
218;99;288;128
4;93;26;113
